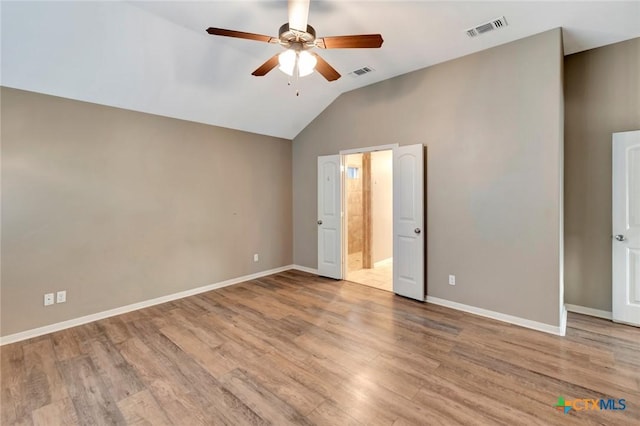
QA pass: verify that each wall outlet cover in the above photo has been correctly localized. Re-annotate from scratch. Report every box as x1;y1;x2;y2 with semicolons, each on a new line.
44;293;55;306
56;290;67;303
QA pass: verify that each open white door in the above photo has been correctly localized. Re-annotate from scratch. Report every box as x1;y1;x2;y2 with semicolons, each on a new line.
393;145;424;300
613;130;640;326
317;155;342;279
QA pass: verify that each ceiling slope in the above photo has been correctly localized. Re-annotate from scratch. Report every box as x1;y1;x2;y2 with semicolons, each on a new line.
2;1;639;139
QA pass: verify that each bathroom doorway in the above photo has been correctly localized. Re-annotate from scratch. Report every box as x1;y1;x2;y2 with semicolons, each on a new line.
343;150;393;291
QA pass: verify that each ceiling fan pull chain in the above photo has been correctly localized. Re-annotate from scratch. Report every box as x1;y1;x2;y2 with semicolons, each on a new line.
295;52;301;96
296;66;300;96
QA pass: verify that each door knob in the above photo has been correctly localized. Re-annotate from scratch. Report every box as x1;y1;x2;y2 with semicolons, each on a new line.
317;220;323;225
614;234;625;241
414;228;421;234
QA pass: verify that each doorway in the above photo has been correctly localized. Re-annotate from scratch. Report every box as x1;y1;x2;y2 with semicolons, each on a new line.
317;144;424;301
344;150;393;291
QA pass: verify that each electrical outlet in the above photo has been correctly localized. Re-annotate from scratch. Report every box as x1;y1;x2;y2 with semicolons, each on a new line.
253;254;259;262
57;290;67;303
448;275;456;286
44;293;55;306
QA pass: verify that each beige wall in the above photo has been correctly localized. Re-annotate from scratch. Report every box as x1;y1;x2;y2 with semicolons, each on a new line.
293;29;564;326
564;38;640;312
1;87;292;336
371;150;392;263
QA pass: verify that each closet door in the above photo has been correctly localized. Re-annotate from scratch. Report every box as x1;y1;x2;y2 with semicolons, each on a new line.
393;145;424;300
612;130;640;326
317;155;342;279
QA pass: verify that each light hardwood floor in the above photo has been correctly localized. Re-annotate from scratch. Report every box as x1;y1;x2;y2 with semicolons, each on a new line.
1;270;639;425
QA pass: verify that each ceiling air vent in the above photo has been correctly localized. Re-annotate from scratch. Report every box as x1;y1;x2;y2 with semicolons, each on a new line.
349;66;374;77
465;16;508;38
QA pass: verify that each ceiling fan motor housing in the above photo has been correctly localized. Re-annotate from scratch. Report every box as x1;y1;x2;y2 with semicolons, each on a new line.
279;23;316;48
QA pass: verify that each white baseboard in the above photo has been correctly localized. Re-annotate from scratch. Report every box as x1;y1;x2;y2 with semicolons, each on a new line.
426;296;566;336
565;304;612;320
8;266;576;344
290;264;319;274
0;264;295;346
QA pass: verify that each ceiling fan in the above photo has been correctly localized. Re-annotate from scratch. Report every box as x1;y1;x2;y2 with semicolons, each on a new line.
205;0;383;82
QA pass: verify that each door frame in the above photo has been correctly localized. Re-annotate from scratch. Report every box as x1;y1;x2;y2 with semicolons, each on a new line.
339;144;398;282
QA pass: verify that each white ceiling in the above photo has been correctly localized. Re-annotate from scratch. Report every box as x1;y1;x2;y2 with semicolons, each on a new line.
2;1;639;139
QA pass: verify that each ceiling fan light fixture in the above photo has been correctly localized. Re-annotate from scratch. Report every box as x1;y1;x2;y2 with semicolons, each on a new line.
278;49;297;76
278;49;317;77
298;51;317;77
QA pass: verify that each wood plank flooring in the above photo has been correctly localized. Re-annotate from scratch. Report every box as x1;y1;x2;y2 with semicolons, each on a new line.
1;270;639;425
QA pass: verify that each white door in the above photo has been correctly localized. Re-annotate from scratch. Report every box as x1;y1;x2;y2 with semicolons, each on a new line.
317;155;342;279
613;130;640;326
393;144;424;300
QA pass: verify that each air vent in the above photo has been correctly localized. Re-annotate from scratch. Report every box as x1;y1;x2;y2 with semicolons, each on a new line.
465;16;508;38
349;66;374;77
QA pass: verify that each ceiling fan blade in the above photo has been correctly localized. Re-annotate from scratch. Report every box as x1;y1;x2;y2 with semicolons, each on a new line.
206;27;276;43
316;34;384;49
252;54;280;77
312;53;341;82
288;0;310;32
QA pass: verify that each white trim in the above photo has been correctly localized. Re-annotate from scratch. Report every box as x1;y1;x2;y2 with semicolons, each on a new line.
0;265;295;346
339;144;398;155
558;123;565;339
425;296;566;336
565;304;612;320
290;264;319;274
560;305;568;336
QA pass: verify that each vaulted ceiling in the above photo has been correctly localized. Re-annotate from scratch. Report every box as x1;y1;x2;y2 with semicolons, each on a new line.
2;1;639;139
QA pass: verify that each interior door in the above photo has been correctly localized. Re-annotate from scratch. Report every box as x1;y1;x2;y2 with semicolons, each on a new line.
393;144;424;300
317;155;342;279
613;130;640;326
